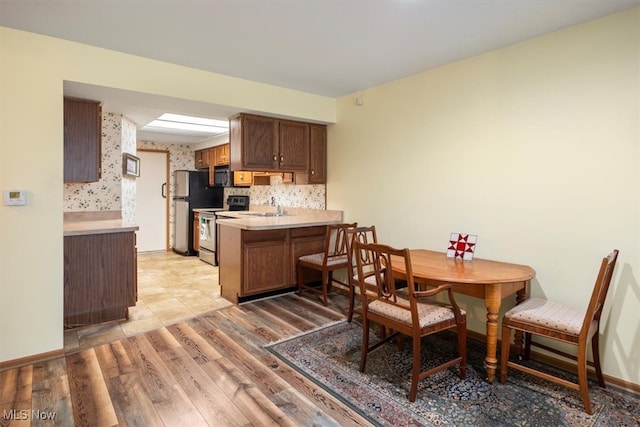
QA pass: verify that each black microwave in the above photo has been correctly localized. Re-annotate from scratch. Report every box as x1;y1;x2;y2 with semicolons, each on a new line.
213;166;231;187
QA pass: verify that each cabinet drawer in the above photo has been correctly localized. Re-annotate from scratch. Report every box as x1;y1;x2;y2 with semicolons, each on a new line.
242;229;287;243
290;226;326;239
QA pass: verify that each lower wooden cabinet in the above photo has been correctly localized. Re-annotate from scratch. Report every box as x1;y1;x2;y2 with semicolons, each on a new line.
242;229;288;295
219;225;326;303
64;231;137;328
194;212;200;251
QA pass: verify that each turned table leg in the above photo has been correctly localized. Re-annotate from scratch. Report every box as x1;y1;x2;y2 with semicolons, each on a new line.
484;284;501;383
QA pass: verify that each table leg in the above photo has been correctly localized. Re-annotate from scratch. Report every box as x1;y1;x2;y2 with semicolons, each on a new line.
484;284;501;383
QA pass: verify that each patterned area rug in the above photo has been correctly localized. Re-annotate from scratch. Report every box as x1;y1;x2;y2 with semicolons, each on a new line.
266;321;639;427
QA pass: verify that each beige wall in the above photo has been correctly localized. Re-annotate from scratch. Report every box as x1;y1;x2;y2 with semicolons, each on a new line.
329;9;639;384
0;27;334;363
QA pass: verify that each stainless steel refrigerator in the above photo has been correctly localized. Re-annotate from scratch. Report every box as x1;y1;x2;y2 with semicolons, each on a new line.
172;170;223;255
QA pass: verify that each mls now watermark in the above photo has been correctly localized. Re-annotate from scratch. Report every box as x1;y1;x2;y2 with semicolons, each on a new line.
3;409;57;420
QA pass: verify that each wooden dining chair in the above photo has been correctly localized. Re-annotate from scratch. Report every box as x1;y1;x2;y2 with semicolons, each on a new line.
297;222;357;305
354;241;467;402
499;249;619;415
344;225;378;322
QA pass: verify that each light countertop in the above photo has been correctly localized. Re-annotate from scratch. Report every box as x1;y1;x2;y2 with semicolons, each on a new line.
193;207;225;213
216;208;343;230
64;219;139;236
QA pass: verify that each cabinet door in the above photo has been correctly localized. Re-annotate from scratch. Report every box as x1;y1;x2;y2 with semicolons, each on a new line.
64;97;102;183
309;125;327;183
193;212;200;251
233;171;253;186
215;143;230;166
279;120;309;171
242;115;278;170
243;239;288;295
195;149;211;169
64;232;136;327
290;226;326;285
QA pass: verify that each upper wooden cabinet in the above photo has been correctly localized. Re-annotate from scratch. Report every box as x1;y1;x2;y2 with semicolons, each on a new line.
230;114;277;170
233;170;253;186
278;120;309;171
64;97;102;183
195;148;211;169
308;125;327;184
214;143;230;166
229;113;310;172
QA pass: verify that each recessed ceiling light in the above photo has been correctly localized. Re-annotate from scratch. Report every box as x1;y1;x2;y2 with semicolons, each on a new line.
145;113;229;134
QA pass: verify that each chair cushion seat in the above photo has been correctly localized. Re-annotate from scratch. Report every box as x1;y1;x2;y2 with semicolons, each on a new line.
351;274;377;286
299;252;348;267
504;297;585;335
368;296;464;329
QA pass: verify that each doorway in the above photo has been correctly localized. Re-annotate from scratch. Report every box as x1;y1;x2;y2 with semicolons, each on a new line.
136;149;169;252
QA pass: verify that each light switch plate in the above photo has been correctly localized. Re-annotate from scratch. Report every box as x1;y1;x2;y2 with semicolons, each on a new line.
3;190;27;206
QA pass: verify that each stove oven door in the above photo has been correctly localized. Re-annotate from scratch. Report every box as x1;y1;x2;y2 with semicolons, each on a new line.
198;214;216;265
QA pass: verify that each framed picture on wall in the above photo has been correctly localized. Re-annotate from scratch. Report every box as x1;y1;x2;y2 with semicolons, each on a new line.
123;153;140;178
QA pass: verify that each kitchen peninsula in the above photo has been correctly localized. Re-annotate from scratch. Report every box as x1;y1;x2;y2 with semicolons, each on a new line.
63;212;138;328
217;208;343;303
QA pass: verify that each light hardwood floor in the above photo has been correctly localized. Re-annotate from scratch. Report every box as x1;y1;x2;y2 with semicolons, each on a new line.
2;252;371;426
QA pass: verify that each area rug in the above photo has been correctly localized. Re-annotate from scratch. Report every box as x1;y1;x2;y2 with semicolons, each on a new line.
265;321;639;427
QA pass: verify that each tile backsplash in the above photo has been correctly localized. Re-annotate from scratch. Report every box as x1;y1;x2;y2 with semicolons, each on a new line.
225;174;325;209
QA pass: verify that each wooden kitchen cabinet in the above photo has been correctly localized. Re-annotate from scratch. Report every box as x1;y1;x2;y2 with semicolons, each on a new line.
308;125;327;183
193;212;200;251
293;124;327;185
278;120;309;171
242;229;289;295
64;97;102;183
219;225;327;303
229;113;309;172
195;148;212;169
230;113;278;170
64;231;137;328
234;170;253;186
289;226;325;283
214;143;230;166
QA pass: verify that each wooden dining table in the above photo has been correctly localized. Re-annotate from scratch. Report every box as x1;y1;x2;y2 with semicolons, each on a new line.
391;249;536;383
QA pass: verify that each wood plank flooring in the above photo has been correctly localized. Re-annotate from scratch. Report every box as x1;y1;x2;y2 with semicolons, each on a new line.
1;292;373;427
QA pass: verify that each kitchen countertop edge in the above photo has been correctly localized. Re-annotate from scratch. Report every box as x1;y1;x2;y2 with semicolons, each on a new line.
216;209;344;230
64;220;139;236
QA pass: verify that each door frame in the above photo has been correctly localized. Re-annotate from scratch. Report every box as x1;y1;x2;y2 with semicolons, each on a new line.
138;149;170;251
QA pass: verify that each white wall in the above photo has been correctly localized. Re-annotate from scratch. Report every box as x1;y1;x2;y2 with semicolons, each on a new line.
329;9;639;384
0;27;334;363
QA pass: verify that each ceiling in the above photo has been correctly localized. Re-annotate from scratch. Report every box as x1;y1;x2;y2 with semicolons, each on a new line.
2;0;638;143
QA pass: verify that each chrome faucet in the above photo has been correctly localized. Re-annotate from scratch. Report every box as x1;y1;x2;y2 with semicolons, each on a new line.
271;196;283;215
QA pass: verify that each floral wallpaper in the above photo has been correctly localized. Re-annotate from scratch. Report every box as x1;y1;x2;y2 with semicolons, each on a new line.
120;117;137;223
63;113;136;215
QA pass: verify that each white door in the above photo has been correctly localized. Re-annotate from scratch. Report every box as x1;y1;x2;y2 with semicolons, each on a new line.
136;150;169;252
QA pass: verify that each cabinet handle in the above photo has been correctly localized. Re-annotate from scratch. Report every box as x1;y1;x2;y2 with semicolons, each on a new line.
161;183;167;198
280;154;284;164
311;170;315;176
